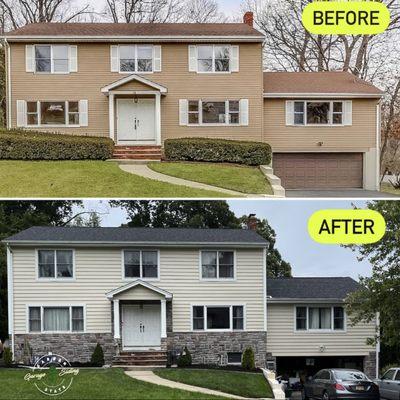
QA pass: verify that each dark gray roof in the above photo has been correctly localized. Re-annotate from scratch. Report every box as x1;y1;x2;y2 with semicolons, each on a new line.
4;226;267;245
267;277;360;300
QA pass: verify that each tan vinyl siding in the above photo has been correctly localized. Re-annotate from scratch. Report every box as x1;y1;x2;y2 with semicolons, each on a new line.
9;43;263;142
12;246;265;334
267;303;375;356
264;98;378;152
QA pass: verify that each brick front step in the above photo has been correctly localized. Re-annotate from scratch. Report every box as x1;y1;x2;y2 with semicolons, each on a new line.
112;145;162;160
112;351;167;367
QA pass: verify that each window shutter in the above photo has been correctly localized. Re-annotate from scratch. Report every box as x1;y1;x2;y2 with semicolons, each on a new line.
240;99;249;126
79;100;88;126
16;100;27;127
179;99;188;125
69;45;78;73
286;101;295;125
188;45;197;72
26;45;35;73
231;46;239;72
344;100;352;125
153;45;162;72
110;45;119;72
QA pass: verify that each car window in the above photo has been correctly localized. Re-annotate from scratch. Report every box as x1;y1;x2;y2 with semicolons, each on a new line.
313;371;323;379
382;369;396;380
320;370;331;380
334;370;368;381
395;371;400;381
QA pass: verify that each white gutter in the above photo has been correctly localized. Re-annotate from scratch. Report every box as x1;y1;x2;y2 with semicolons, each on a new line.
267;298;344;304
376;102;381;190
375;312;380;379
6;245;14;360
264;93;384;99
5;38;11;129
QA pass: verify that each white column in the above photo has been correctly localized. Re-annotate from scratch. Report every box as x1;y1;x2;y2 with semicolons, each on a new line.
109;93;115;141
161;299;167;338
113;299;120;339
155;92;161;145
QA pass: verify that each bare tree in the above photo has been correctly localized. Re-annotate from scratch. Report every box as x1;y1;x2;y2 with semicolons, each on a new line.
0;0;93;30
182;0;227;23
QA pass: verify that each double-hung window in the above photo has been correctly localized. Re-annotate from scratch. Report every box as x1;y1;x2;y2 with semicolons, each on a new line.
124;250;159;279
35;45;69;73
28;306;84;333
295;306;345;331
197;45;230;72
37;249;74;280
119;45;153;73
192;305;244;331
26;101;81;127
188;100;240;125
293;101;344;125
201;250;234;279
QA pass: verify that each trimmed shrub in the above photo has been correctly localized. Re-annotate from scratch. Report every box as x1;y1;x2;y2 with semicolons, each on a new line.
3;347;12;367
177;346;192;368
242;347;255;371
90;343;105;366
0;129;114;160
164;138;271;166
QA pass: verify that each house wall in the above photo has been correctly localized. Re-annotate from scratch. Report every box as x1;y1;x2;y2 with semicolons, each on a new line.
9;42;264;142
266;303;376;357
263;98;379;152
10;246;265;335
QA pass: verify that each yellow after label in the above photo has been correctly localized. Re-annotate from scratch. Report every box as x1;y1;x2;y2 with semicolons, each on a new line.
302;1;390;35
308;209;386;244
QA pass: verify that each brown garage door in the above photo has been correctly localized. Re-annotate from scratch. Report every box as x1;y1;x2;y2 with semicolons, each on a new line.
273;153;363;189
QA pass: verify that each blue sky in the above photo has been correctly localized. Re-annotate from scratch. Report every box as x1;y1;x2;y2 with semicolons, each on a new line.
79;200;372;281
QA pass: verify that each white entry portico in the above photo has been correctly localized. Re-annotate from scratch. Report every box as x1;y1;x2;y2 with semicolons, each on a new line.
106;280;172;350
101;74;167;146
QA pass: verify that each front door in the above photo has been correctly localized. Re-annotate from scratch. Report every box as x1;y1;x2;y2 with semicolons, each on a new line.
117;98;156;144
122;304;161;349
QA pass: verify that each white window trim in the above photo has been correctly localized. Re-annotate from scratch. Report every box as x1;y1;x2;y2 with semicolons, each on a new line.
122;249;160;281
35;249;75;282
34;44;70;75
293;100;345;127
118;44;155;74
26;304;86;334
196;45;232;74
190;304;246;332
26;100;81;128
188;100;241;127
294;305;347;333
199;250;236;281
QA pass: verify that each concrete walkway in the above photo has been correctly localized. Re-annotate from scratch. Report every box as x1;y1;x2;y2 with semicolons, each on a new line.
119;164;276;198
124;370;246;399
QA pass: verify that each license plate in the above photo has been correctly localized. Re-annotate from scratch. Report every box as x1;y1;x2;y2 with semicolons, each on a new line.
356;386;365;391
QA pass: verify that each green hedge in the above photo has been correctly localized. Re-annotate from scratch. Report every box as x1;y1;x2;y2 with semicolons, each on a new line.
0;129;114;160
164;138;271;166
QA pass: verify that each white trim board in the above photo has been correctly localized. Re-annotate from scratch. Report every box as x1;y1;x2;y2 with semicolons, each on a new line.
264;93;383;99
101;74;167;94
106;279;173;299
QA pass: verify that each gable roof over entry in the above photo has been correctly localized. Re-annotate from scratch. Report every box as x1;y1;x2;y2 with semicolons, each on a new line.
106;279;172;300
101;74;168;94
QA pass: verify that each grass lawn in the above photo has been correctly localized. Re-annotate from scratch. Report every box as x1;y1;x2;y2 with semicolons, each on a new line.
381;183;400;195
155;368;273;398
0;368;224;400
148;162;273;194
0;161;227;198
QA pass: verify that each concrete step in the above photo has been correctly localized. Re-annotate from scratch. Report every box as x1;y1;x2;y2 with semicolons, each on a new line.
113;154;162;160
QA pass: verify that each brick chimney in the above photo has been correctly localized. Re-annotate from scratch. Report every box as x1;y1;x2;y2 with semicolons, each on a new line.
243;11;254;27
247;214;258;230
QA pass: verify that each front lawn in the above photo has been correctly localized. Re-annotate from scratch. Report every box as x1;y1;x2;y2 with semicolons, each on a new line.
0;161;226;198
0;368;223;399
149;162;273;194
155;368;273;398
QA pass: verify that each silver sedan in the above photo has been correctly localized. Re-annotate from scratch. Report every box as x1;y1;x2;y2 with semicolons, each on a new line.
376;368;400;400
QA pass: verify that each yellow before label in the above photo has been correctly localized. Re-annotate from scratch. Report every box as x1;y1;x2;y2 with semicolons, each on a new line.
302;1;390;35
308;209;386;244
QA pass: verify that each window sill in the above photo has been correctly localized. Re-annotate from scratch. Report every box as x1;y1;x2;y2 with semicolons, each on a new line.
33;72;71;75
295;329;346;333
186;124;242;127
200;278;236;282
290;124;346;128
118;71;154;75
26;125;81;129
36;278;75;282
123;277;159;282
192;329;244;333
28;331;85;334
195;72;232;75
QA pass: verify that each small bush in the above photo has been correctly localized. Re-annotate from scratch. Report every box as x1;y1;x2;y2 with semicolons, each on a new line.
242;347;255;371
177;346;192;368
3;348;12;367
90;343;105;366
0;129;114;160
164;138;271;166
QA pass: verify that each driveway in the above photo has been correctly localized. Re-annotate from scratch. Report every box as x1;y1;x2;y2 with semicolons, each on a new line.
285;189;400;198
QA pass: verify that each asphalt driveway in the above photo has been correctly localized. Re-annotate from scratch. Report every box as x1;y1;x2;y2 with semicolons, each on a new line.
285;189;400;198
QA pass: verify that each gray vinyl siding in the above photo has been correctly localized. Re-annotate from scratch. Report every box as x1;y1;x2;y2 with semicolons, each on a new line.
11;246;265;334
267;303;375;356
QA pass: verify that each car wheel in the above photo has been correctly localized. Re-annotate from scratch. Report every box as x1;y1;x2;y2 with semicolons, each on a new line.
302;389;310;400
322;392;330;400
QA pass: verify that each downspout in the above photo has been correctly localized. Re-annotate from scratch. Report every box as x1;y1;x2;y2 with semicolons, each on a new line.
375;312;380;379
263;246;267;332
6;244;14;360
376;101;381;190
4;38;11;129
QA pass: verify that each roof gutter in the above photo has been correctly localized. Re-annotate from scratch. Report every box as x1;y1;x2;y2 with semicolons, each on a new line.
263;93;384;99
267;298;345;303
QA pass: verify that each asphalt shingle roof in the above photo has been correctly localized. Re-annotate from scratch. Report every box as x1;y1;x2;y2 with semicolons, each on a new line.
4;226;267;245
267;277;360;300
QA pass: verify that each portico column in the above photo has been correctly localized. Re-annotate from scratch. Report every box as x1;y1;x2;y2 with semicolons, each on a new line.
113;299;120;339
161;299;167;338
109;93;115;140
155;92;161;145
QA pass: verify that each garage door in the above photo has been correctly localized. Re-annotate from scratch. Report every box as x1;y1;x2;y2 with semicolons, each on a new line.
273;153;363;189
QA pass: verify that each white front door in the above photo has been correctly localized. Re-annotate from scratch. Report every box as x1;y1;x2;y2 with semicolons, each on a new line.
122;304;161;349
117;98;156;144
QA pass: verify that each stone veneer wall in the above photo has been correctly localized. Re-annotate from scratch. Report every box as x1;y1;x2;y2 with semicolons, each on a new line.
363;351;377;378
167;331;267;367
14;333;115;364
